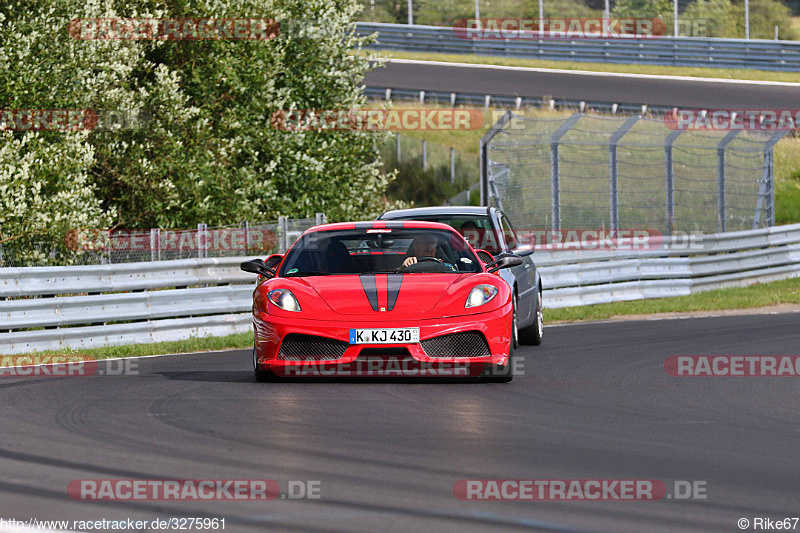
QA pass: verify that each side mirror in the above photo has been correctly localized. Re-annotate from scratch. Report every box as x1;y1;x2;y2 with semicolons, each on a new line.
486;253;523;273
241;258;276;277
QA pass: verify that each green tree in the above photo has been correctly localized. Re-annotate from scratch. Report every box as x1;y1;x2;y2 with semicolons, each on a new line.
0;0;396;264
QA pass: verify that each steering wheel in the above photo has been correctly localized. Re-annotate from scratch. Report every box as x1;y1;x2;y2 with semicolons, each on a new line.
397;256;445;272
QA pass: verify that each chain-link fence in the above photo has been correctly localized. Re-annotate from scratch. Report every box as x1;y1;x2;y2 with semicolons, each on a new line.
483;112;788;235
0;215;324;268
379;134;480;206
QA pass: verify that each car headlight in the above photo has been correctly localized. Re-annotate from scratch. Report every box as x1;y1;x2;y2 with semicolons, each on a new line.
268;289;301;312
465;284;498;308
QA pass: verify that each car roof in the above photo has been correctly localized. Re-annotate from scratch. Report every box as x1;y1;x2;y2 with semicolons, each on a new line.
377;206;493;219
302;220;461;234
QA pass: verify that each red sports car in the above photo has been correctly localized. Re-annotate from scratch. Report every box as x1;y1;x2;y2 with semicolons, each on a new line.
240;221;522;382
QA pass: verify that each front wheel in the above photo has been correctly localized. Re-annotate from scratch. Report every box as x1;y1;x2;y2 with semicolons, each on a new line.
519;286;543;346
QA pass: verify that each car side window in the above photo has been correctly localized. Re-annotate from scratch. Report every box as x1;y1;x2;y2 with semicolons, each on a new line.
499;215;518;250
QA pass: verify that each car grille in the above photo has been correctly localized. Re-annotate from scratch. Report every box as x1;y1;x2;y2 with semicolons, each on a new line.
421;331;491;358
277;334;349;361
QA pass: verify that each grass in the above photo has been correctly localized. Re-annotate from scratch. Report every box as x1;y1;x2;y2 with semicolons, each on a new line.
545;276;800;323
377;50;800;83
3;332;252;360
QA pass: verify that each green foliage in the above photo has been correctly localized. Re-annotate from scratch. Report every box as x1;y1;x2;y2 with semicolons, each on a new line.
357;0;601;26
0;0;397;264
380;136;478;206
678;0;797;39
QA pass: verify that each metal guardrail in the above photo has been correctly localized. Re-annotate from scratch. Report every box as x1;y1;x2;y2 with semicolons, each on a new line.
0;258;255;354
357;22;800;71
536;223;800;308
1;224;799;353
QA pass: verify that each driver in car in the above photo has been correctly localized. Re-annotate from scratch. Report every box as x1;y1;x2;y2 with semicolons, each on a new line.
402;235;439;268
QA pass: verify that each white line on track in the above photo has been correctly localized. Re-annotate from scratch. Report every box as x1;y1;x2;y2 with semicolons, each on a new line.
386;58;800;87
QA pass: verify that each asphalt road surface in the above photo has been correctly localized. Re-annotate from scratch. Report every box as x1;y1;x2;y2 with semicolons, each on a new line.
364;60;800;110
1;313;798;532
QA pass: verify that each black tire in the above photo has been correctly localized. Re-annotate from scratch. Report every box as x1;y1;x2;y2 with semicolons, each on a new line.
253;346;279;383
519;286;543;346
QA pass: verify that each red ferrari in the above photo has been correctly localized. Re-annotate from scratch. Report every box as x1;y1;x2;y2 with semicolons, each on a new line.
240;221;523;382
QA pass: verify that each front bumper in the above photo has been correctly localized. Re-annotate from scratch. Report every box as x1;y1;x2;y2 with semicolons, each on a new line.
253;304;512;371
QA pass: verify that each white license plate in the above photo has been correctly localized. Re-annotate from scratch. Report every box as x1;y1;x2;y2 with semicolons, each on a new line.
349;328;420;344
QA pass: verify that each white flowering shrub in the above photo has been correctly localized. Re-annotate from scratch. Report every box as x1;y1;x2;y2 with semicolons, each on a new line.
1;0;396;264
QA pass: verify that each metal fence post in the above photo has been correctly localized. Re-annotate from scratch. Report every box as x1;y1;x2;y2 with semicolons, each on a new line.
396;133;401;164
664;129;684;235
197;223;208;259
717;131;740;233
609;115;639;232
278;216;288;252
315;212;325;225
480;110;514;207
450;147;455;184
244;221;250;253
422;139;427;171
756;129;789;228
550;113;583;232
150;229;157;262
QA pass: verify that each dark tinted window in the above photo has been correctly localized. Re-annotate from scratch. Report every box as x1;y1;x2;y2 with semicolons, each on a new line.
278;228;482;276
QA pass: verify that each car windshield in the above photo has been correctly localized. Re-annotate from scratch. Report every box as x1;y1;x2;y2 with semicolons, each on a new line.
388;215;503;254
278;228;482;276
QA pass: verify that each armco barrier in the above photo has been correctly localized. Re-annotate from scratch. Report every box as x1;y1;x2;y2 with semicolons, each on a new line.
536;223;800;308
356;22;800;71
0;258;255;355
1;224;800;354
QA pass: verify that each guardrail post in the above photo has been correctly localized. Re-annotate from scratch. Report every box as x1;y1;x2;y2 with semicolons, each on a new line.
717;131;739;233
550;113;584;232
609;115;639;232
278;216;288;252
480;110;514;206
664;129;684;236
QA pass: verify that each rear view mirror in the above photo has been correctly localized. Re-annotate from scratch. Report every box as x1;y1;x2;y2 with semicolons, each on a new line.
486;253;523;273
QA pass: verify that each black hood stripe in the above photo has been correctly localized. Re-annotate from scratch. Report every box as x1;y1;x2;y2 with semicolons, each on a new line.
386;274;403;311
359;274;379;311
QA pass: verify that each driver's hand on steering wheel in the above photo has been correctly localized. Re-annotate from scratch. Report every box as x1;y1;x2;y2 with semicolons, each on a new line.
402;256;417;267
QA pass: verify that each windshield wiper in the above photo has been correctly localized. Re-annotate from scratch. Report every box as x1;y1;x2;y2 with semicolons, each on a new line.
284;271;329;277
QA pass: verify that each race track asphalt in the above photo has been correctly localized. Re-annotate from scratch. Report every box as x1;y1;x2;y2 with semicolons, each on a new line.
364;60;800;110
0;312;798;532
